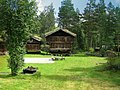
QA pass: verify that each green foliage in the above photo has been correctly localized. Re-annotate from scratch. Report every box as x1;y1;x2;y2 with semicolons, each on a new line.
71;24;85;50
89;47;95;53
39;3;55;35
114;7;120;53
37;4;55;51
81;0;120;51
40;45;50;53
7;47;25;75
82;0;99;50
71;38;79;53
0;0;37;75
100;47;106;57
58;0;79;29
95;0;107;47
106;50;118;58
106;50;120;70
104;2;116;49
106;57;120;70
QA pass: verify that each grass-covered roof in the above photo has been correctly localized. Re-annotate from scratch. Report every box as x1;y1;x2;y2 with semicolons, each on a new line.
45;28;76;37
32;35;42;42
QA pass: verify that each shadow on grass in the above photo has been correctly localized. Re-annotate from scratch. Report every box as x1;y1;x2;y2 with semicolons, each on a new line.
44;64;120;86
0;72;13;78
0;71;41;80
43;74;82;82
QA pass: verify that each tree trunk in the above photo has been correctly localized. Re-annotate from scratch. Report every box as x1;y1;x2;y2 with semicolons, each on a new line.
11;69;17;76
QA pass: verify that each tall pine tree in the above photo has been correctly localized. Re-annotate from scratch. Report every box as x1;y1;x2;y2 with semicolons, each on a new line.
58;0;79;29
39;3;55;35
82;0;97;50
114;7;120;53
105;2;116;49
95;0;107;48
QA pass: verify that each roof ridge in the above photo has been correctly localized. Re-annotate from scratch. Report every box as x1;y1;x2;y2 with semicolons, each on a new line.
31;36;42;42
45;28;76;37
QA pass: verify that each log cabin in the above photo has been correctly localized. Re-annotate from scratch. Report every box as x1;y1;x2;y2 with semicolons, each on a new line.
0;36;42;54
26;36;42;53
45;28;76;55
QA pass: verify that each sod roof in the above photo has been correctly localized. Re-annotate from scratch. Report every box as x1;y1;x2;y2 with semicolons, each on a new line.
45;28;76;37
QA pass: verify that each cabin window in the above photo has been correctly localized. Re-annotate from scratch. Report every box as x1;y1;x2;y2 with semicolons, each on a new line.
27;44;39;50
62;37;65;42
49;37;52;41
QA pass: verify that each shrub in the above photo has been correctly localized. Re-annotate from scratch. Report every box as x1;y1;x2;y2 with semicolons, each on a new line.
105;50;120;70
100;48;106;57
106;57;120;70
106;50;118;58
89;47;94;53
85;48;102;57
41;45;50;53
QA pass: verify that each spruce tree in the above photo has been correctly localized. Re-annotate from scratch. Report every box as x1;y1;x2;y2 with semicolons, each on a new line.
58;0;79;29
105;2;116;49
95;0;107;48
82;0;97;50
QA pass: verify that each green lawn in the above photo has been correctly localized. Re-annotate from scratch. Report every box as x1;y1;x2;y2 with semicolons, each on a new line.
0;54;120;90
24;54;51;58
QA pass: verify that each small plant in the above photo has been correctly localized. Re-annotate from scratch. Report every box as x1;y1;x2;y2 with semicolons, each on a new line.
41;45;50;53
85;48;95;56
89;47;94;53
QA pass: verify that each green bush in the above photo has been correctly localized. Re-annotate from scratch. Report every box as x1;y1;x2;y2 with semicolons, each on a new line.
41;45;50;53
106;50;118;58
106;57;120;70
100;48;106;57
89;47;94;53
105;50;120;70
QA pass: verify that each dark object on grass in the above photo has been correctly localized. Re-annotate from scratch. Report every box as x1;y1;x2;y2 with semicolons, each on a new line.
23;66;38;74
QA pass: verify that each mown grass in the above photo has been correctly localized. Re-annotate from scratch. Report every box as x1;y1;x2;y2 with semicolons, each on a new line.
0;54;120;90
24;54;51;58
